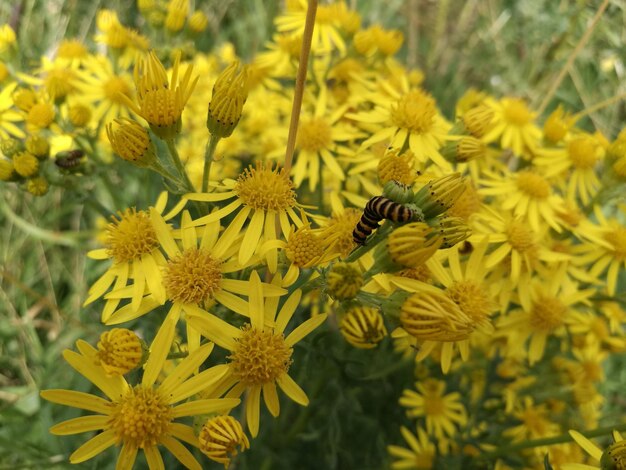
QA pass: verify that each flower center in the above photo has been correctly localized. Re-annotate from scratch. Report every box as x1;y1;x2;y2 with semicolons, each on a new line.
516;171;550;199
229;325;292;386
235;162;296;211
567;137;599;169
605;227;626;261
108;386;173;448
277;34;302;58
297;118;332;152
447;182;482;221
96;328;143;376
316;5;334;24
503;98;532;126
163;248;222;304
285;227;323;267
506;220;536;253
519;406;550;435
446;280;492;325
377;149;415;185
105;208;160;264
104;76;133;104
529;295;567;332
390;89;437;134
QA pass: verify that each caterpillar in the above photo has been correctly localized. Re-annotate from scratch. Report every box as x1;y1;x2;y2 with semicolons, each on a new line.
55;149;85;169
352;196;413;245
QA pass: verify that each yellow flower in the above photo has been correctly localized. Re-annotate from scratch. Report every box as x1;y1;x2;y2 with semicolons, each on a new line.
0;24;16;53
505;397;560;456
387;426;436;470
185;271;327;437
165;0;188;33
185;161;303;267
83;192;187;321
497;271;594;365
349;87;452;169
41;334;239;470
479;168;564;233
106;118;156;167
103;210;285;343
572;205;626;296
75;54;135;124
121;51;198;139
483;97;542;156
207;61;250;138
339;305;387;349
399;378;468;440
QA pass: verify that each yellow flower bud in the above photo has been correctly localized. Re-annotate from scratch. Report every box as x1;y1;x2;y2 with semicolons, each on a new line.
188;10;208;33
207;61;249;138
68;104;92;127
0;158;15;180
26;176;49;196
340;306;387;349
95;328;145;376
106;118;156;167
165;0;188;33
13;151;39;177
199;416;250;466
25;135;50;159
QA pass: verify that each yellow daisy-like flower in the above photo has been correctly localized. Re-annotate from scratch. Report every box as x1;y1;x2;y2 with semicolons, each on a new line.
399;378;468;440
482;97;542;156
75;54;135;125
534;134;604;205
185;162;303;267
497;271;594;365
185;271;327;437
479;168;564;233
387;426;436;470
121;50;198;138
572;206;626;296
0;82;26;138
41;334;240;470
84;192;187;322
275;0;350;54
505;397;560;456
348;86;452;169
290;86;361;190
564;429;626;470
103;210;286;344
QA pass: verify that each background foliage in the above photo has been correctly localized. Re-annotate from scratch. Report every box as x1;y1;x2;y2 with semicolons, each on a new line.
0;0;625;468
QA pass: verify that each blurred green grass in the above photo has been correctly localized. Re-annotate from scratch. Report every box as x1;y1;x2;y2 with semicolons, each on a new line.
1;0;625;468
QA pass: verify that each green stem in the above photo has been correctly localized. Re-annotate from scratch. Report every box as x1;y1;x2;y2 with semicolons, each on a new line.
165;138;195;193
480;422;626;461
151;159;183;186
166;351;189;360
202;134;220;193
345;224;393;263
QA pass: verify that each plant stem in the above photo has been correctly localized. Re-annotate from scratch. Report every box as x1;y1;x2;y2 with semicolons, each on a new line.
283;0;317;175
536;0;610;115
165;138;195;193
202;134;220;193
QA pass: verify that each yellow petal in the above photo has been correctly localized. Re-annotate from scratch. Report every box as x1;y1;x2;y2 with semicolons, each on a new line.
275;289;302;334
142;253;165;305
160;436;202;470
285;313;327;346
158;342;214;397
41;389;111;414
116;443;139;470
239;210;265;264
142;305;181;387
49;415;109;435
276;373;308;406
69;429;116;464
105;295;161;325
263;382;280;417
169;423;200;447
169;364;231;404
248;270;264;330
62;350;128;400
568;430;602;461
185;304;241;350
144;445;164;470
172;398;240;418
150;207;180;259
246;385;262;437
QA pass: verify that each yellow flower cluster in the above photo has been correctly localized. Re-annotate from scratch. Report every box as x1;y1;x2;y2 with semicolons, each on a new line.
0;1;620;468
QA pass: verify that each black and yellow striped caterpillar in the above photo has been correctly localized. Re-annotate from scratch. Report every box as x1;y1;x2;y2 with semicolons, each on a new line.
352;196;413;245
